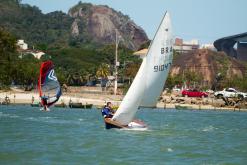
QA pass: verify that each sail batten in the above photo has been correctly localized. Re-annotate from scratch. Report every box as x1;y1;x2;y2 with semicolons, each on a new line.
112;12;173;125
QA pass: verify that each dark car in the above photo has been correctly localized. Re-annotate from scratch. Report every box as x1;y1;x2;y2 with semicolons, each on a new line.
182;89;208;98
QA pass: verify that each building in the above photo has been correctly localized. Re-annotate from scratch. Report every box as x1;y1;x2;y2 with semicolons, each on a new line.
133;48;148;59
133;37;202;57
214;32;247;61
17;40;46;59
201;43;216;51
173;38;200;53
31;51;45;59
17;39;28;50
133;38;201;57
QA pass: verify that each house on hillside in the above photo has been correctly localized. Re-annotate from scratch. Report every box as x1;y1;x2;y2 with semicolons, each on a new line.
17;40;28;50
133;48;148;59
30;51;45;59
17;40;45;59
174;38;200;53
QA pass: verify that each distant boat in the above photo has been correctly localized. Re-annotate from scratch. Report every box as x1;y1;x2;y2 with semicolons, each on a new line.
54;102;67;108
30;102;41;107
175;105;191;110
104;12;173;130
69;102;93;109
38;60;62;110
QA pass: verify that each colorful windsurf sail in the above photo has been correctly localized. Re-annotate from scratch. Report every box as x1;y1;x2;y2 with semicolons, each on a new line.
38;60;62;107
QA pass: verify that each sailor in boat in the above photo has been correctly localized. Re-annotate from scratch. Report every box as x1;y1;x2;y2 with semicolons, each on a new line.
101;102;125;129
101;102;114;118
101;102;147;129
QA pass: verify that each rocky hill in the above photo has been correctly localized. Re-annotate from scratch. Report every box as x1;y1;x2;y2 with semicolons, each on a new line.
68;3;148;50
170;49;247;86
0;1;148;50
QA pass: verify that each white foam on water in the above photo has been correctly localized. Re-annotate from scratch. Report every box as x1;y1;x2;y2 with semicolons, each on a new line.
24;116;82;125
202;125;218;132
0;112;19;118
121;127;149;131
25;117;37;121
167;148;173;152
40;116;55;119
9;114;19;118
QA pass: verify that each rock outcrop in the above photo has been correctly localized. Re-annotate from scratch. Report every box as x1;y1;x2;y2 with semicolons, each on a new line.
170;49;246;84
68;3;148;50
0;1;148;50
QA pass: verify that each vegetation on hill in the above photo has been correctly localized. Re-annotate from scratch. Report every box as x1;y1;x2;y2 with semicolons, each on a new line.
0;27;40;89
0;1;144;89
0;1;246;92
0;0;73;49
167;50;247;92
0;27;141;89
0;0;148;50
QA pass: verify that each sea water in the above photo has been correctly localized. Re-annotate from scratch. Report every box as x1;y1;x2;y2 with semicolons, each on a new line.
0;105;247;164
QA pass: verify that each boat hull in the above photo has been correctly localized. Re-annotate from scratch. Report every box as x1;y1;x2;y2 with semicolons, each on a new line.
31;103;41;107
104;118;147;130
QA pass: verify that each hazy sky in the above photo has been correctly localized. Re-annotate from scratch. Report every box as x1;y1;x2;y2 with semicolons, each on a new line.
22;0;247;44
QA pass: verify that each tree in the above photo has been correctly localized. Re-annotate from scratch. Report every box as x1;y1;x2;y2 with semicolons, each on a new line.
0;28;17;88
96;63;110;88
0;28;17;58
165;73;183;89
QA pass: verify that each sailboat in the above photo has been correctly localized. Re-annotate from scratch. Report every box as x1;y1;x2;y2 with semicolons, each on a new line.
38;60;62;111
104;12;173;130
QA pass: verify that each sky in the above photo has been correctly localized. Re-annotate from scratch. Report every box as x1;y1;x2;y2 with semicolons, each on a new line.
22;0;247;44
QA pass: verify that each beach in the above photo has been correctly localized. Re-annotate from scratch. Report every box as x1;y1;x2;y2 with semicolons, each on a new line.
1;87;246;111
0;90;121;107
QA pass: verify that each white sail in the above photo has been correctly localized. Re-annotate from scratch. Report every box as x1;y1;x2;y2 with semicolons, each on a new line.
140;12;173;107
112;12;173;125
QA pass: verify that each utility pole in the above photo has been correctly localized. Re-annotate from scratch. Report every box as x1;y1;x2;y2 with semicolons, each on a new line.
113;20;130;95
114;29;119;95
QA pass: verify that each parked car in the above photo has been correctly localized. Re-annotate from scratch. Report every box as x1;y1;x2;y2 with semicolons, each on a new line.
181;89;208;98
214;88;247;100
172;87;181;92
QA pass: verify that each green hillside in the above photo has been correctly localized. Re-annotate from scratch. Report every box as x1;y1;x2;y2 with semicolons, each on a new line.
0;27;141;88
0;0;73;49
0;1;143;88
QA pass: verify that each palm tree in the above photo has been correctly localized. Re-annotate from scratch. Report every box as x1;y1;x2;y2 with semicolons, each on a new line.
96;63;110;90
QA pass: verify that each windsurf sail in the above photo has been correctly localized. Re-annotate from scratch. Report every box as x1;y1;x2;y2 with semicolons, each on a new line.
38;60;62;107
112;12;173;125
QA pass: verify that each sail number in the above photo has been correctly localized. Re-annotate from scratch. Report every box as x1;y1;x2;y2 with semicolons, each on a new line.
161;46;173;54
154;63;171;72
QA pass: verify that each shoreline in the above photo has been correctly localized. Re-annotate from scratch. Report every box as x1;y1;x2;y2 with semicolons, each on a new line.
1;90;247;112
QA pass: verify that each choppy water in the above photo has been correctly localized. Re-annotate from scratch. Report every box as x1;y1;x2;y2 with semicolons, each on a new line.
0;105;247;165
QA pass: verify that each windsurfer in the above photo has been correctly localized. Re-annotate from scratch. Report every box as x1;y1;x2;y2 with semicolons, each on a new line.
101;102;114;118
41;95;49;111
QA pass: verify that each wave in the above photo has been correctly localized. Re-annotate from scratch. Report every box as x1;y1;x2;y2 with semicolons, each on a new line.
202;125;218;132
167;148;173;152
24;116;83;125
0;112;20;118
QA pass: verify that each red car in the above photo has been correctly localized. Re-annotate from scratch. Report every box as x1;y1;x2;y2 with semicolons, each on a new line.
181;89;208;98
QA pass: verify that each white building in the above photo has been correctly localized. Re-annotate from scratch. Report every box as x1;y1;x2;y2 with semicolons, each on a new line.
173;38;200;53
133;48;148;59
17;40;28;50
31;51;45;59
201;44;216;51
184;39;199;45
